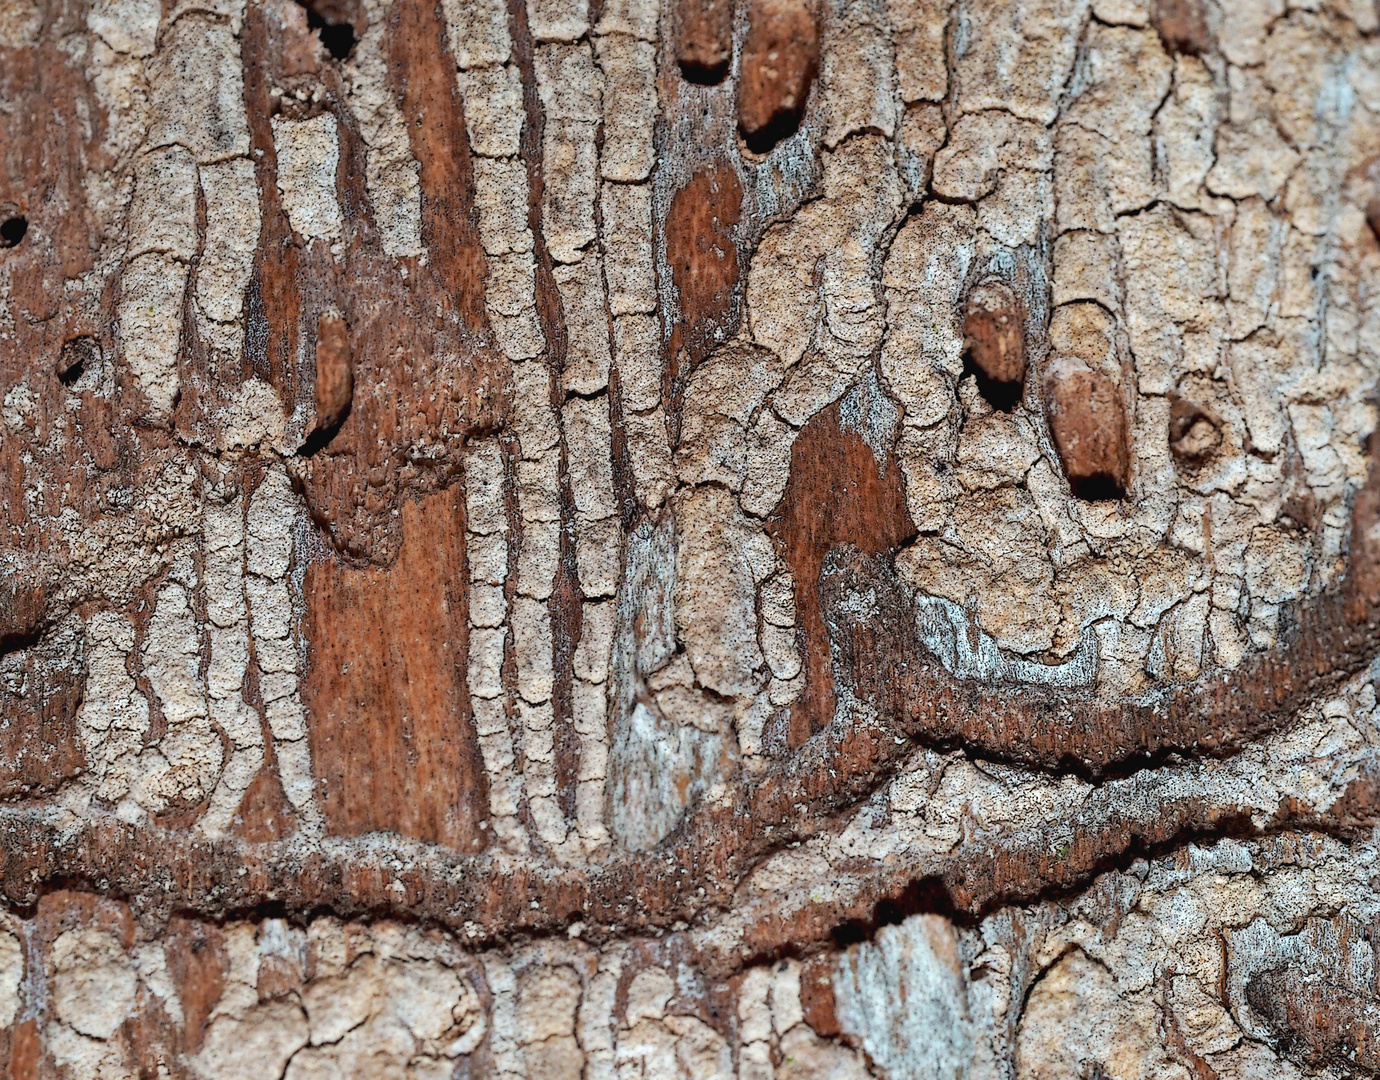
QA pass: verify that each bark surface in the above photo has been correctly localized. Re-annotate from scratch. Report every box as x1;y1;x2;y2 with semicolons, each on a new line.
3;0;1380;1075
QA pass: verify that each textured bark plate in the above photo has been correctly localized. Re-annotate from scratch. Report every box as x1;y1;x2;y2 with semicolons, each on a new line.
3;0;1380;1075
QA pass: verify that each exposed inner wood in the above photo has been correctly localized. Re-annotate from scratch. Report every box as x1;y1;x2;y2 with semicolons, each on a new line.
302;486;489;850
2;0;1379;1073
736;0;818;153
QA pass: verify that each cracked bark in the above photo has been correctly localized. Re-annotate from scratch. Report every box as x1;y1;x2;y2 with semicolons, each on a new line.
3;0;1380;1077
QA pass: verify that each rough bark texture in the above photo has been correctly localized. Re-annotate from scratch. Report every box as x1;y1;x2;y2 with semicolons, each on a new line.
3;0;1380;1076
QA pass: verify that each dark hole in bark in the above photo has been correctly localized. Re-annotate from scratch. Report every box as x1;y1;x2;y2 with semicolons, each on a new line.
830;923;866;946
0;628;41;657
0;216;27;248
1069;473;1124;502
741;105;806;155
297;399;351;457
830;923;867;946
680;57;729;85
961;350;1024;412
58;337;100;387
318;21;355;59
830;876;961;945
297;1;355;59
58;358;84;387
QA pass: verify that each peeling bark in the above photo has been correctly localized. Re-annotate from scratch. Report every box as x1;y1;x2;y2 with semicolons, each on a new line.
4;0;1380;1076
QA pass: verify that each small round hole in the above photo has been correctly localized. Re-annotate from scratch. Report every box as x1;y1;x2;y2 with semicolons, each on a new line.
0;217;27;248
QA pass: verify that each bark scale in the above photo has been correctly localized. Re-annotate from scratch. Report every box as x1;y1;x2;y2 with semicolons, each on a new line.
2;0;1380;1075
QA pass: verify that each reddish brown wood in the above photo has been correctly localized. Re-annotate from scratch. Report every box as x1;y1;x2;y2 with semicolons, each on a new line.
665;163;743;382
239;0;315;417
1153;0;1211;56
7;1020;40;1080
276;0;507;563
1349;432;1380;615
232;764;300;842
1164;991;1222;1080
1044;360;1130;499
799;957;840;1037
737;0;818;153
677;0;734;83
0;2;129;812
963;279;1026;388
166;917;229;1054
0;638;85;799
302;486;489;851
768;403;915;748
0;5;1377;1056
126;997;188;1080
0;40;103;326
312;313;353;434
391;0;489;329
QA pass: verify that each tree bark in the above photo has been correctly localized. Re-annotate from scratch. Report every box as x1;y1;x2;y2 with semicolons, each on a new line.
2;0;1380;1075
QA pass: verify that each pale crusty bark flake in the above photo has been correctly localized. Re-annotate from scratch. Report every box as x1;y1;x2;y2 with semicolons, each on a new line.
4;0;1380;1075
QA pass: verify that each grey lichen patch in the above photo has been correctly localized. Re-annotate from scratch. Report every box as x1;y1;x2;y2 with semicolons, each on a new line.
914;594;1098;689
834;914;974;1080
